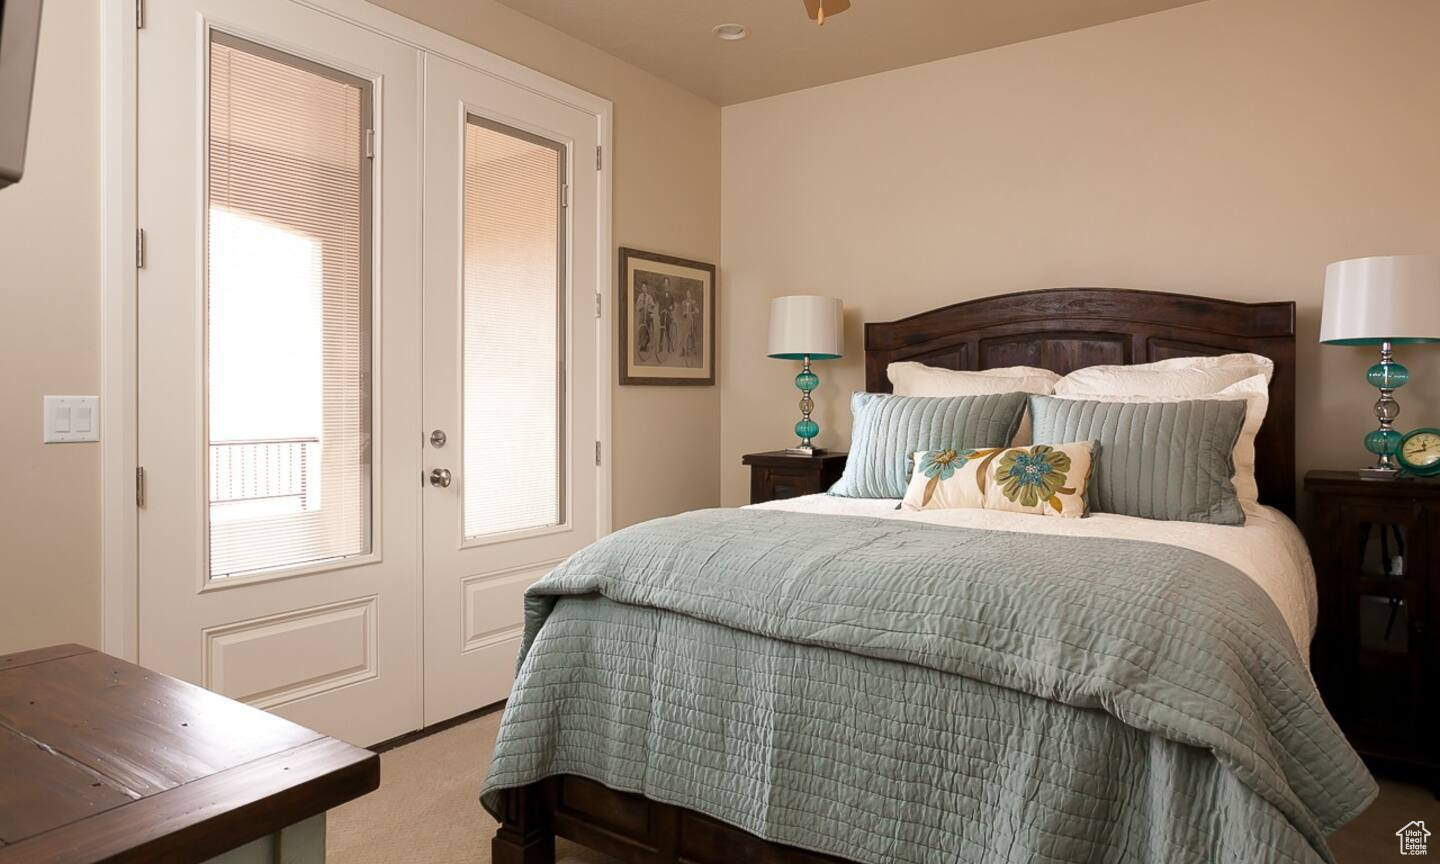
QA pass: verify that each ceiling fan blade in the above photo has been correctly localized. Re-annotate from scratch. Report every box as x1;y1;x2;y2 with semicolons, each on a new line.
801;0;851;22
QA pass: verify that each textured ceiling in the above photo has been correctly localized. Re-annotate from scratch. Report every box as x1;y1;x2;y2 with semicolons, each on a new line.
487;0;1208;105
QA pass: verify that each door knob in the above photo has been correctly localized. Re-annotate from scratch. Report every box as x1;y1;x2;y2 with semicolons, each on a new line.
429;467;453;488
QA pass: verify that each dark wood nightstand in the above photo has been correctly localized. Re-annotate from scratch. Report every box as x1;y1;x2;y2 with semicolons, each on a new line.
741;451;848;504
1305;469;1439;792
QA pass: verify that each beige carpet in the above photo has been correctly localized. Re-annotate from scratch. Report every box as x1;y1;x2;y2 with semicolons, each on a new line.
328;710;1436;863
327;709;616;864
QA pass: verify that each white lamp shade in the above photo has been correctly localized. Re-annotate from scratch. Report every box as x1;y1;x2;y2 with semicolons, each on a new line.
767;295;844;360
1320;255;1440;345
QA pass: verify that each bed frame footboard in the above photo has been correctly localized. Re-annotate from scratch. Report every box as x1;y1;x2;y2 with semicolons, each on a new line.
492;782;556;864
491;776;855;864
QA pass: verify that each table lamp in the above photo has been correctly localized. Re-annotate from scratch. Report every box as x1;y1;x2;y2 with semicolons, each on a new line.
767;295;844;455
1320;254;1440;474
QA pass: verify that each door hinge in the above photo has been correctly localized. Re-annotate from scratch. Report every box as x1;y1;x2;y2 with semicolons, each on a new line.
596;145;603;170
364;128;375;159
135;228;146;269
594;292;603;319
136;0;145;30
135;467;146;508
595;441;602;467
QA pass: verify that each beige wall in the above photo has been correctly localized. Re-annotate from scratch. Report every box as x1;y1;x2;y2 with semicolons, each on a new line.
0;1;102;654
0;0;719;655
371;0;723;529
719;0;1440;506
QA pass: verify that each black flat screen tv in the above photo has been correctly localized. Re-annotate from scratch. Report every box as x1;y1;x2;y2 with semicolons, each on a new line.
0;0;43;189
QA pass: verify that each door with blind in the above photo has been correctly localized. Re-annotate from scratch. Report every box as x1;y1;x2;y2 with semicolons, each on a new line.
420;55;603;724
137;0;422;744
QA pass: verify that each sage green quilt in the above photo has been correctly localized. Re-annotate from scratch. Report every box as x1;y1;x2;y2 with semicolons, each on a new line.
480;509;1374;864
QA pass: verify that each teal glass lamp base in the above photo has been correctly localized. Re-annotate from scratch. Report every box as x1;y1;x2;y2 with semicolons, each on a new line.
1366;359;1409;390
1360;342;1405;476
785;356;825;456
1364;428;1402;459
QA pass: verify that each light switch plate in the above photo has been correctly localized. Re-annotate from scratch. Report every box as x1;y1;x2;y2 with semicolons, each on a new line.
44;395;100;443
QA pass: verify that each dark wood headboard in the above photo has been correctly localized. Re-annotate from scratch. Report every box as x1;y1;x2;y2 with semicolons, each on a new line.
864;287;1297;515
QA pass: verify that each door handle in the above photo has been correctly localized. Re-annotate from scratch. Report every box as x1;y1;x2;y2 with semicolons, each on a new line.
429;467;453;488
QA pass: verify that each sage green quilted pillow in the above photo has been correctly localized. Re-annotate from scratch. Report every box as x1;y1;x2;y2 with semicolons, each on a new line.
829;391;1028;499
1029;395;1247;525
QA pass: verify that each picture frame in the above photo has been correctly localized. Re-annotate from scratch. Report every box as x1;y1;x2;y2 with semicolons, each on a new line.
618;247;716;386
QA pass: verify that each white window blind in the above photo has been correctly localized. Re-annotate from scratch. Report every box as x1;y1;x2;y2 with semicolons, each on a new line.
462;117;565;539
206;33;372;578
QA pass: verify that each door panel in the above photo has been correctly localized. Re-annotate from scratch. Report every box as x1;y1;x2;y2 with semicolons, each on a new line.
421;54;603;725
202;595;377;709
137;0;422;745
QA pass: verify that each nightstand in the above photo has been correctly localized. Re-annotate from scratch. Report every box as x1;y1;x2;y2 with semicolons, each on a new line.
741;451;848;504
1305;470;1439;791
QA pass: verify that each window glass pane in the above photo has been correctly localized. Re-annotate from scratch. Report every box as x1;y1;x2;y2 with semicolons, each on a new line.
207;34;372;578
463;118;564;538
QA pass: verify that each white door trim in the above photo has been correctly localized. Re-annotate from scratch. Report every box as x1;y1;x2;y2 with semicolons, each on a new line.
100;0;614;662
100;0;139;660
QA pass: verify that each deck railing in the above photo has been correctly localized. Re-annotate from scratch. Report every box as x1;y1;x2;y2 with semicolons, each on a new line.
209;437;318;509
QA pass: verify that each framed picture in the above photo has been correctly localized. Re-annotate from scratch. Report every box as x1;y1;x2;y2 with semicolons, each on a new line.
618;247;716;386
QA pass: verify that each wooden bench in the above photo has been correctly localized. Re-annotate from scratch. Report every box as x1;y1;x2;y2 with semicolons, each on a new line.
0;644;378;863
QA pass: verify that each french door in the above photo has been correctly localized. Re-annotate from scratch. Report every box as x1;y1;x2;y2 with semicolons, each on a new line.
136;1;605;744
138;0;422;745
420;55;602;725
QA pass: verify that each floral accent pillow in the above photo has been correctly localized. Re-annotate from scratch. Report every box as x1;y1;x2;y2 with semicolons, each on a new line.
902;442;1095;518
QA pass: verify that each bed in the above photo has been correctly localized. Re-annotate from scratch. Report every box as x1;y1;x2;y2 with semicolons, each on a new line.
483;287;1372;864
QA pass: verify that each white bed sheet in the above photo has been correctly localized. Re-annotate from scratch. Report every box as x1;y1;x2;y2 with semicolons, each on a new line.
747;494;1318;662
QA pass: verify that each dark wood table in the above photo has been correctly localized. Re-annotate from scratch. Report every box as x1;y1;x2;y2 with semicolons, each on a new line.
0;644;379;863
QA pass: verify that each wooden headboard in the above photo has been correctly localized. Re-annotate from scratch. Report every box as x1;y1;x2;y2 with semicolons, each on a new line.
864;287;1297;515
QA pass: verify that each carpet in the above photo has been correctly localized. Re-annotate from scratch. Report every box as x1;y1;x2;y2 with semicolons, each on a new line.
326;709;616;864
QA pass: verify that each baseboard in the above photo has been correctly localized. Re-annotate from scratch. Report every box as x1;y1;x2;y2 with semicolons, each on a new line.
370;699;507;753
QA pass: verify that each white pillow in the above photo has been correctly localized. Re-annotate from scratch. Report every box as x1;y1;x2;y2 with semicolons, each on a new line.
1054;353;1274;399
1049;374;1270;516
889;362;1059;445
888;362;1060;396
